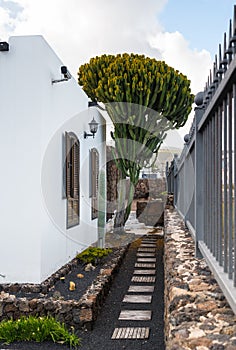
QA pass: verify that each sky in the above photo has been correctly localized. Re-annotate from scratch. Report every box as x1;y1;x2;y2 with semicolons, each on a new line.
0;0;236;146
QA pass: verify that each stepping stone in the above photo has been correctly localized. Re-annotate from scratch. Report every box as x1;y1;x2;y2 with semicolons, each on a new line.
134;269;156;275
135;263;156;268
122;295;152;303
140;244;156;247
128;285;154;293
137;258;156;262
132;276;156;282
142;239;157;241
137;253;155;257
111;327;150;339
138;248;156;252
142;239;157;242
119;310;152;320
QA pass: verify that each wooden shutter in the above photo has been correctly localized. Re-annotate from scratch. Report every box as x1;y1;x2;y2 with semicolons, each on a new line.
65;131;72;198
91;148;99;220
72;139;80;199
65;132;80;228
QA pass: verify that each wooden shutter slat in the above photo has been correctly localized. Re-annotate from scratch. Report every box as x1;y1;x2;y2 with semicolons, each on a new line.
91;148;99;220
65;132;80;228
65;132;71;198
73;141;80;199
92;149;96;197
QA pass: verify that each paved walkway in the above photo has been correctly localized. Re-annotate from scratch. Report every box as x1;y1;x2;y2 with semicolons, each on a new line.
112;234;163;341
76;231;165;350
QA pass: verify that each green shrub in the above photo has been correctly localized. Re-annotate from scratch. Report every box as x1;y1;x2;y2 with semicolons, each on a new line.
0;316;80;348
76;247;112;265
160;191;167;196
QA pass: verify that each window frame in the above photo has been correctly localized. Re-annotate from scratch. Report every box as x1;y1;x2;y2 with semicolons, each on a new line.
65;131;80;229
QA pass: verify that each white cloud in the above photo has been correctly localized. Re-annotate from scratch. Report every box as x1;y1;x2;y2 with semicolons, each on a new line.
0;6;17;37
0;0;167;75
0;1;212;85
0;0;212;90
0;0;213;145
149;31;212;95
149;30;213;143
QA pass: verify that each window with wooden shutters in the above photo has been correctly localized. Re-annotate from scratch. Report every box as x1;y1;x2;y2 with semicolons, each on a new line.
91;148;99;220
65;132;80;228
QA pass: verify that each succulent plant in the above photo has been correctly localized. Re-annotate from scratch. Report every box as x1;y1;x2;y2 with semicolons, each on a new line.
78;54;194;231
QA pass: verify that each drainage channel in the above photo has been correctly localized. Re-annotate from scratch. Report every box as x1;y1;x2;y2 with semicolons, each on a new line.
77;233;165;350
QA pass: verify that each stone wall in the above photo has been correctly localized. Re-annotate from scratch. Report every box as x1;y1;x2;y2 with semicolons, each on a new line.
136;200;164;226
106;146;166;221
0;246;128;331
164;208;236;350
134;178;166;199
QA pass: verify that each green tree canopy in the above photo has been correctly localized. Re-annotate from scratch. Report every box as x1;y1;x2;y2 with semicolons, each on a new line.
78;53;194;128
78;53;194;232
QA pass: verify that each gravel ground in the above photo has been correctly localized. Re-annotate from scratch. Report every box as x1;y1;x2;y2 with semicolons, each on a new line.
0;235;165;350
9;250;119;302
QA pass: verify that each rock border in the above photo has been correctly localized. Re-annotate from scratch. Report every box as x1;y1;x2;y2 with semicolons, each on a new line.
164;207;236;350
0;245;129;331
1;258;80;295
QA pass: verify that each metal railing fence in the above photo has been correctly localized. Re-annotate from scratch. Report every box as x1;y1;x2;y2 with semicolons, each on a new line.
166;6;236;314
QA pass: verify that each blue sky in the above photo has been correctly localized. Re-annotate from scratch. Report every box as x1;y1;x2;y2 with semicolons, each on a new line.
159;0;236;58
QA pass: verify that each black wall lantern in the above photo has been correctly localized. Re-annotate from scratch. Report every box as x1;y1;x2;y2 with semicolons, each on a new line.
84;118;99;138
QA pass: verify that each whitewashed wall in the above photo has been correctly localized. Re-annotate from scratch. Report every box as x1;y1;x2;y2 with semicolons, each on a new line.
0;36;106;284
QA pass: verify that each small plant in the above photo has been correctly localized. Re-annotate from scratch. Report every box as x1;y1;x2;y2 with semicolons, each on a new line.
0;316;80;348
76;247;112;265
160;191;168;196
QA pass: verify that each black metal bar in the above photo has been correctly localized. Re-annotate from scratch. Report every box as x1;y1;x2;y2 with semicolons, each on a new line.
223;97;228;273
213;111;217;258
228;91;233;279
233;83;236;286
206;123;210;247
210;118;213;252
218;105;223;266
203;128;207;243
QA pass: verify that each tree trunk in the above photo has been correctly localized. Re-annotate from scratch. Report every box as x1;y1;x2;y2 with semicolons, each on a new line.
113;208;126;234
113;179;135;234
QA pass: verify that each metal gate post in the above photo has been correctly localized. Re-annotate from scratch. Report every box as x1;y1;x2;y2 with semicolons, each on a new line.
173;154;179;206
194;105;205;257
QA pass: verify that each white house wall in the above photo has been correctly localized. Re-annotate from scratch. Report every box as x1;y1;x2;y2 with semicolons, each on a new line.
40;108;106;282
0;35;106;284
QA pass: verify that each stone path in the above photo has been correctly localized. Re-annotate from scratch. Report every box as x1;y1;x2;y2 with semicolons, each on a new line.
111;234;162;342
